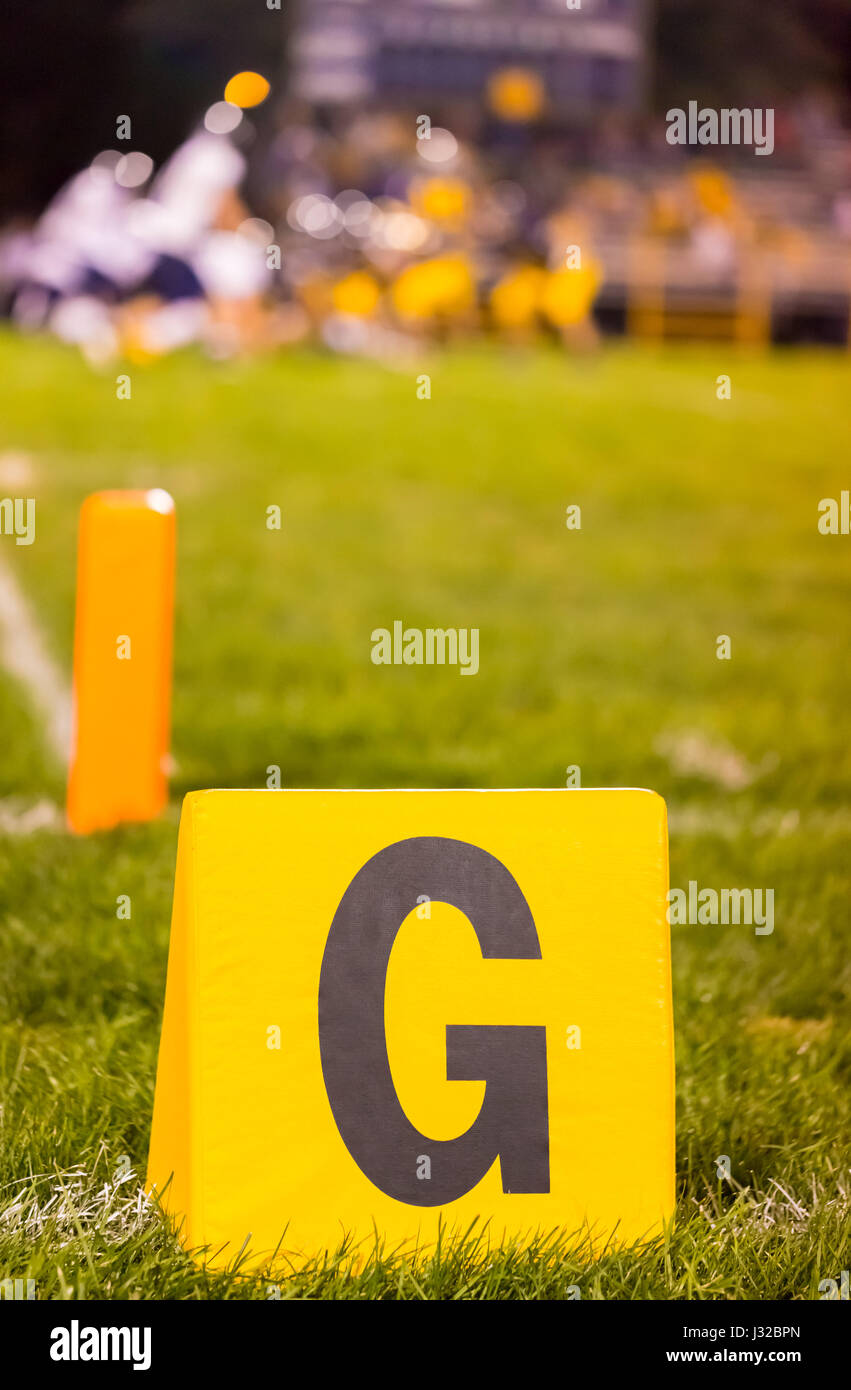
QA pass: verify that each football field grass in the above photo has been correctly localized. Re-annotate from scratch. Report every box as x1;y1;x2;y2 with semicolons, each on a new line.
0;331;848;1298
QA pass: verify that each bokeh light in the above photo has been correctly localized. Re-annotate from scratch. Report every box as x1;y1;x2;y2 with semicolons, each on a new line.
114;152;154;188
237;217;275;246
487;67;545;123
90;150;122;174
204;101;243;135
417;128;459;165
223;71;270;109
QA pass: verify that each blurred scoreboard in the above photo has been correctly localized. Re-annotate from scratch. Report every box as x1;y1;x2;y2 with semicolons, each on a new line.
291;0;648;114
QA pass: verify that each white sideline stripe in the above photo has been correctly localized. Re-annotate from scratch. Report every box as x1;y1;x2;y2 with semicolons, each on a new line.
0;559;72;766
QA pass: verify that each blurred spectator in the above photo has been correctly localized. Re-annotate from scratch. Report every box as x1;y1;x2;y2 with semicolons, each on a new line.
2;68;851;360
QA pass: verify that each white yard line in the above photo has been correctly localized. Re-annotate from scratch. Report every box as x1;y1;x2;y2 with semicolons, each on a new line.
0;557;72;767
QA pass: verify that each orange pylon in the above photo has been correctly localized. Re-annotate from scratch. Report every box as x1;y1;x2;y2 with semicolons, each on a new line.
67;489;175;834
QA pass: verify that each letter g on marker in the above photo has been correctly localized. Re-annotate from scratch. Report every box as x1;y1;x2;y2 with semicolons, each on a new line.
318;836;550;1205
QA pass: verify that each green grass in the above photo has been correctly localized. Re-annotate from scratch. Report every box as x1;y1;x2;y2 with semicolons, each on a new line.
0;332;848;1299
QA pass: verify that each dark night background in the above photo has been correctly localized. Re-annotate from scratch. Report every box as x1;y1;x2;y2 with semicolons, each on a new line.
1;0;850;215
